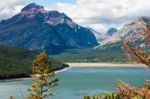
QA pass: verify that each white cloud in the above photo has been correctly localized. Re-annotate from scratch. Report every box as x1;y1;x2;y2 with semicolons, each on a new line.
0;0;150;32
0;0;25;20
46;0;150;32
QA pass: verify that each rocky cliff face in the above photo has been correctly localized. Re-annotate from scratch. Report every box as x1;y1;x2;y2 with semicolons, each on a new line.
0;3;98;54
99;16;150;48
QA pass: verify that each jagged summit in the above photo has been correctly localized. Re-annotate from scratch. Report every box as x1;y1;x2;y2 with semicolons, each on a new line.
0;3;74;27
137;16;150;23
0;3;98;54
21;3;44;12
21;3;67;18
20;3;73;26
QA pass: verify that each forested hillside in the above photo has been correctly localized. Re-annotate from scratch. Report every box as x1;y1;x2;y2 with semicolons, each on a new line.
0;45;68;79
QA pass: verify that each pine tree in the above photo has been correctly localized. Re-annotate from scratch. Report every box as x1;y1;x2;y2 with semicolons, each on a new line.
28;51;58;99
9;96;14;99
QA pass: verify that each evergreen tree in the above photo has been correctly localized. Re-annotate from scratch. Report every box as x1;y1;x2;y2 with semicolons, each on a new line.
28;51;58;99
9;96;14;99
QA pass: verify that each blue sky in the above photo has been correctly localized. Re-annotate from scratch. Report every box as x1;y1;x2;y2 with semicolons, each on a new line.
26;0;76;6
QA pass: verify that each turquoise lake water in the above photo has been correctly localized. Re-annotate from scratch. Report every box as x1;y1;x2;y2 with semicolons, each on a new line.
0;67;150;99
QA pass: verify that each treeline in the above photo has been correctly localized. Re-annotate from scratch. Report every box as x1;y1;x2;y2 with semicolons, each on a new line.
0;45;68;79
83;93;121;99
53;44;130;63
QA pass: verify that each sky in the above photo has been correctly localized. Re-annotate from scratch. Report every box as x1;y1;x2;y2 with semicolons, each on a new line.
0;0;150;32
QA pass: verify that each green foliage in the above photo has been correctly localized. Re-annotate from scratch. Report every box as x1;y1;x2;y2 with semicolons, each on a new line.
83;93;121;99
83;96;91;99
103;93;121;99
52;44;130;63
28;52;58;99
9;96;14;99
0;45;68;79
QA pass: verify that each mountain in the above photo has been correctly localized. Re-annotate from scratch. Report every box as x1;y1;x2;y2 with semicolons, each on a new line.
0;44;68;79
100;16;150;47
106;28;118;36
88;28;102;44
0;3;98;54
52;17;150;62
89;28;117;44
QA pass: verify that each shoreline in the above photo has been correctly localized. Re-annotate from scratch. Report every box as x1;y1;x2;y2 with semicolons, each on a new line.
0;63;146;81
0;67;69;82
66;62;146;67
0;77;32;82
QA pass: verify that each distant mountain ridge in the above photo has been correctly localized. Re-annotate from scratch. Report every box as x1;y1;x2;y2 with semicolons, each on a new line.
100;16;150;47
0;3;98;54
106;28;118;36
89;28;118;44
52;16;150;62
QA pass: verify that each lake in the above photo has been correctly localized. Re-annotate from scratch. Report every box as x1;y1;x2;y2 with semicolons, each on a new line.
0;67;150;99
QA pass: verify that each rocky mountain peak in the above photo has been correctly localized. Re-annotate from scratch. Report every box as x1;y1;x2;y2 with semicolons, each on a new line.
45;10;74;26
107;28;118;36
0;3;75;28
137;16;150;23
21;3;45;12
99;16;150;48
18;3;48;22
0;3;98;54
